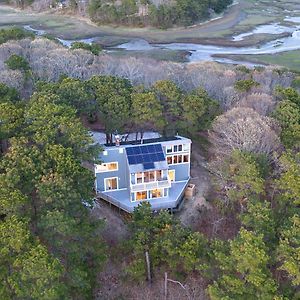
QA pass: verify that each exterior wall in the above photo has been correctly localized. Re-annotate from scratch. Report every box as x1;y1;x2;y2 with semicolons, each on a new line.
95;147;128;192
162;139;191;182
168;163;190;181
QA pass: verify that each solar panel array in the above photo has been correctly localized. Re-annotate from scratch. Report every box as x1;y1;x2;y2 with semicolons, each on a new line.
126;144;165;169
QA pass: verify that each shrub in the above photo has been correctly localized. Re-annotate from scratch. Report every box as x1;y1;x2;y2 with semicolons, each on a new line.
292;76;300;89
234;79;260;92
236;65;251;74
70;41;102;55
5;54;30;71
0;27;34;44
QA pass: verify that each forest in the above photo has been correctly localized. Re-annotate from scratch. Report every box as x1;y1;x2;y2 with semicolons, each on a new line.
0;27;300;299
88;0;233;28
4;0;233;29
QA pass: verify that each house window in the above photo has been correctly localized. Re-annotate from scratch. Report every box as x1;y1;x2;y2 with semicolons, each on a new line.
183;144;189;152
166;146;172;153
136;191;147;201
104;177;118;191
144;172;149;183
96;162;118;172
166;155;189;165
151;189;163;198
156;170;162;181
178;155;183;163
142;171;154;183
136;172;143;184
173;155;178;164
166;144;189;154
183;155;189;163
164;189;168;197
150;171;155;182
168;169;175;182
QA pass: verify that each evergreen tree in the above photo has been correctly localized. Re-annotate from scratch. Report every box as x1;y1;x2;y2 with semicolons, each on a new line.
209;228;279;300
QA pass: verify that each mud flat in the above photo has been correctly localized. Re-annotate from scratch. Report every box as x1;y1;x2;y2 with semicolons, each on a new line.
1;0;300;69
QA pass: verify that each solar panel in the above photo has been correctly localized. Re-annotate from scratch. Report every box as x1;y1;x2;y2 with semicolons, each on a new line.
154;144;163;152
136;155;143;164
147;144;156;152
128;156;136;164
126;147;135;155
143;162;155;170
126;144;166;165
157;152;165;161
141;146;148;154
133;147;141;155
150;153;157;161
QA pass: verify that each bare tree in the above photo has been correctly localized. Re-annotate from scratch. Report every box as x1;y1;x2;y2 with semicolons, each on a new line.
209;107;280;158
0;36;297;103
238;92;276;116
0;42;24;63
253;67;294;93
117;56;144;84
0;70;24;90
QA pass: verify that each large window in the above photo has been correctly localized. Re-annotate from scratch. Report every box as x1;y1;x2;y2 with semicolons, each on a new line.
136;191;147;201
166;154;189;165
133;188;167;202
151;189;163;198
144;171;155;183
135;170;164;184
96;162;118;173
104;177;118;191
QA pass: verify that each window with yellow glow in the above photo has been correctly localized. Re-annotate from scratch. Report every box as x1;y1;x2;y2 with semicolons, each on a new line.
151;189;163;198
136;191;147;200
96;162;118;172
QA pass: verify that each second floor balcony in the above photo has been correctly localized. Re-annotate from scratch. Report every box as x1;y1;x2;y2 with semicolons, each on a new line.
130;177;171;192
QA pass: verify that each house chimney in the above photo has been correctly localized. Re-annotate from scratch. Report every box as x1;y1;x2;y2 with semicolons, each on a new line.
115;134;120;147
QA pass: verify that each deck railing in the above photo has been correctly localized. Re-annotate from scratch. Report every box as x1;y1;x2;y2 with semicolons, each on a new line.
130;178;171;192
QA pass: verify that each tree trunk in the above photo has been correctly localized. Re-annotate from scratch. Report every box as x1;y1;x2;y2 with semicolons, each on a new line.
0;139;8;155
164;272;168;300
145;251;151;283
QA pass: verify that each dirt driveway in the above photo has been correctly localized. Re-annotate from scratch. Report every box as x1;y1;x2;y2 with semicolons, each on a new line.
177;139;212;229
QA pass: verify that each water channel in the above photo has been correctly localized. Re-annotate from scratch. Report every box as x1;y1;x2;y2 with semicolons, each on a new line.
24;15;300;66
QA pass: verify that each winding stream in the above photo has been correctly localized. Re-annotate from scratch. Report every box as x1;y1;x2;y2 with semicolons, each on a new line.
24;15;300;66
